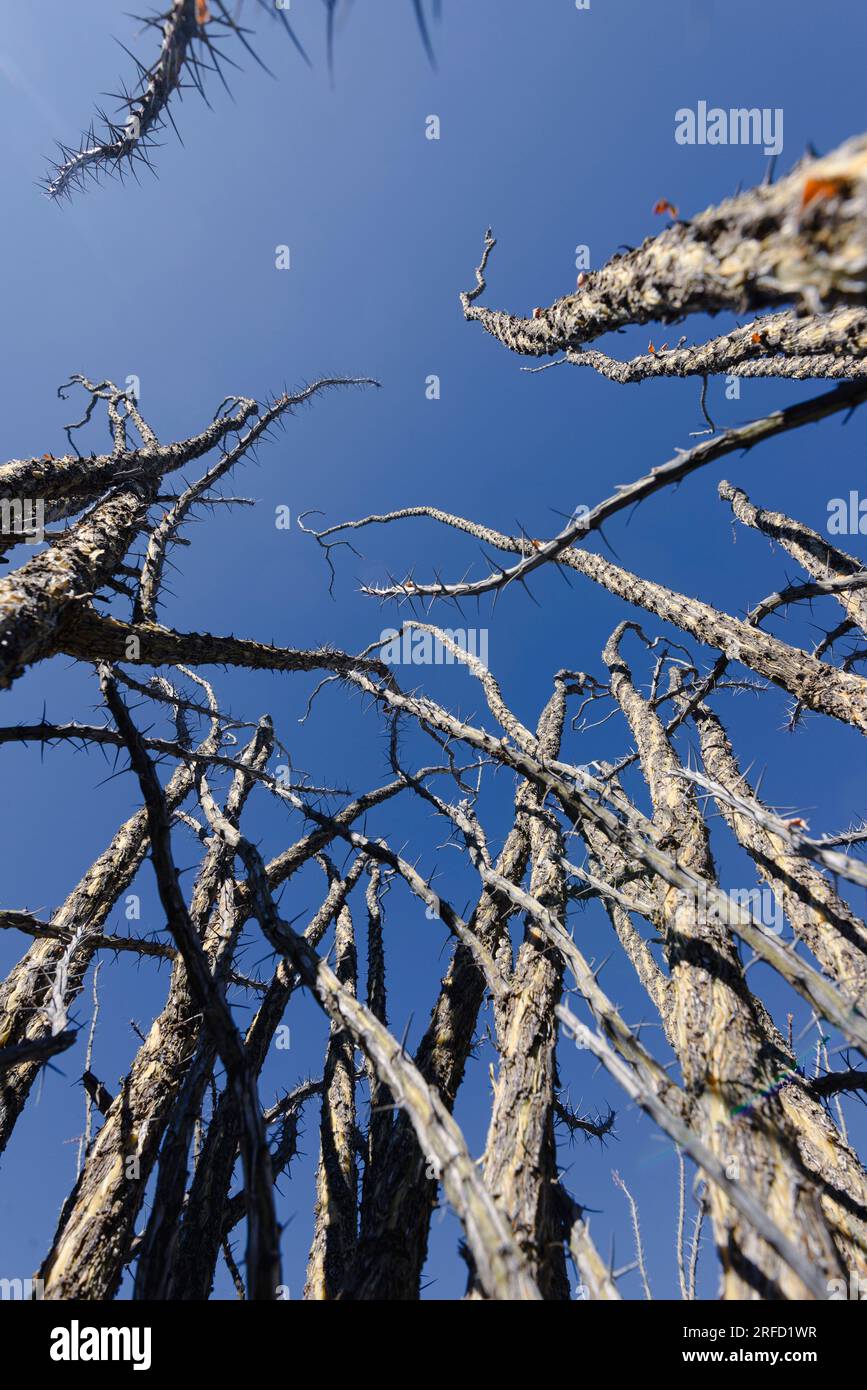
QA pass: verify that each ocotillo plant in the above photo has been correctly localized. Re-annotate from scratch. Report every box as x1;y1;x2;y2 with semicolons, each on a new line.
3;116;867;1303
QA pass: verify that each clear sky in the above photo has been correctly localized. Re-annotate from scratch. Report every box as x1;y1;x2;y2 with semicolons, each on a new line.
1;0;866;1300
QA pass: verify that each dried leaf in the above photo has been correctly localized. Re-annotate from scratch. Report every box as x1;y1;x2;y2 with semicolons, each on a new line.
801;176;847;209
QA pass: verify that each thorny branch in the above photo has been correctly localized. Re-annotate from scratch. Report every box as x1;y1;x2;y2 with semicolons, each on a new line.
44;1;440;199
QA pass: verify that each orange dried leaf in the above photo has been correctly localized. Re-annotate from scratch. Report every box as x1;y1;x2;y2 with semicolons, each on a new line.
532;307;544;319
652;198;679;217
42;453;54;460
751;332;762;344
648;342;656;354
801;176;846;209
196;0;211;25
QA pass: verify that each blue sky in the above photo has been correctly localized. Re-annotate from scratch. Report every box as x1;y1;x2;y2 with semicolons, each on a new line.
1;0;866;1300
